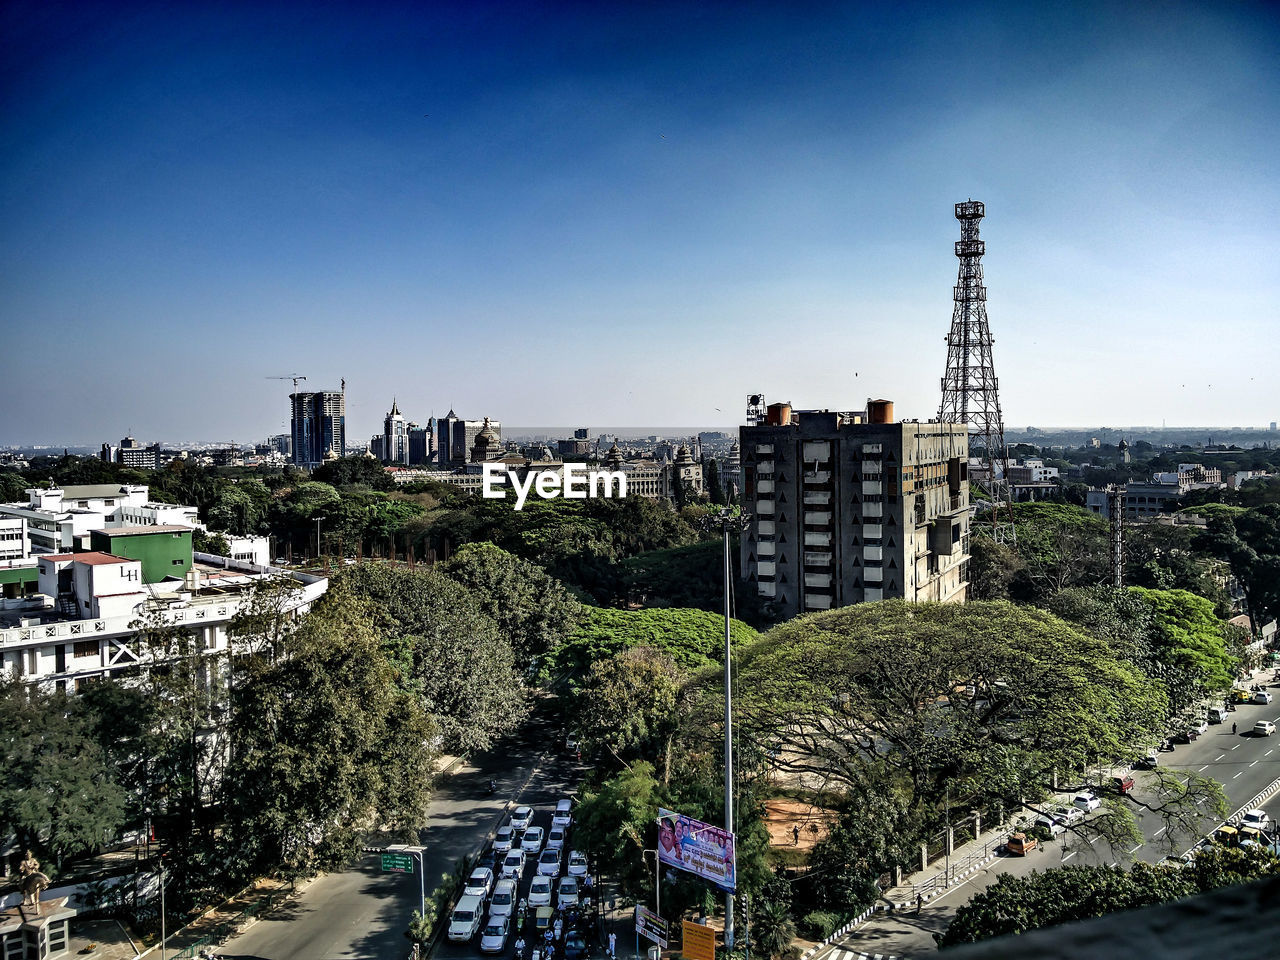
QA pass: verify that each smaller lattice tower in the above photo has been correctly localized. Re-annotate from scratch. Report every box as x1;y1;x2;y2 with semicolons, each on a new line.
938;200;1016;542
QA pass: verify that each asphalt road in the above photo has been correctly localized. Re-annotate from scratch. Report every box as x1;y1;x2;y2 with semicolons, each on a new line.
221;708;583;960
824;685;1280;958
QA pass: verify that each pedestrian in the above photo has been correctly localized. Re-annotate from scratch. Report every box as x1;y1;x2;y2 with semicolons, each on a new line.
608;931;616;958
916;893;923;914
554;919;563;941
793;824;801;845
1233;722;1238;734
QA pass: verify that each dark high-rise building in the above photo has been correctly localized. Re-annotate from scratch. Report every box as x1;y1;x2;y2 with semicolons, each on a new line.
436;411;501;467
409;418;435;465
291;390;345;466
739;399;969;619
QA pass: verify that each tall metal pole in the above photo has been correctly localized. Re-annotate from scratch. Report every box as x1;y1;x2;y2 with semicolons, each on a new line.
723;522;734;951
160;860;167;960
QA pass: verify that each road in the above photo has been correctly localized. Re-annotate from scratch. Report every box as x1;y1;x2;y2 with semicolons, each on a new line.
823;688;1280;959
221;709;582;960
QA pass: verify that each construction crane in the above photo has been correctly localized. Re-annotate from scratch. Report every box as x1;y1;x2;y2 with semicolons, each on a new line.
267;374;307;392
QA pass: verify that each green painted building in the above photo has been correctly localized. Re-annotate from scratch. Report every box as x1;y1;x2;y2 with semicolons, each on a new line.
0;561;39;600
89;525;193;583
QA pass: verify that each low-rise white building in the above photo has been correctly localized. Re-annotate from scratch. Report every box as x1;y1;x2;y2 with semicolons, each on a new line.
0;516;25;561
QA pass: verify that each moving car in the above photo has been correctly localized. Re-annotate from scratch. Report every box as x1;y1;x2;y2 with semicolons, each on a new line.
1140;749;1159;769
489;879;518;918
553;798;574;829
537;849;562;877
493;825;515;856
1241;809;1271;831
547;826;567;852
448;895;485;942
1156;854;1193;869
521;826;545;853
563;932;590;960
464;867;495;899
1006;832;1037;855
1239;826;1266;847
557;876;580;908
1033;814;1065;837
501;850;526;879
1208;707;1228;724
480;916;510;954
1254;720;1276;737
1046;804;1084;826
1252;690;1273;705
511;806;535;830
567;851;589;877
1072;792;1102;813
528;876;554;907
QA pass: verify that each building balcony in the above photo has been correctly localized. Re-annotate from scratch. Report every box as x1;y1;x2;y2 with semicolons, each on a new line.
804;572;833;588
756;462;774;475
803;492;832;505
757;581;776;598
804;531;832;547
863;545;883;563
755;444;774;457
803;594;834;610
862;461;882;475
862;443;882;456
803;551;834;566
862;480;882;496
757;479;775;494
864;567;884;584
804;511;833;526
756;499;775;515
861;501;884;519
803;471;832;484
862;523;882;539
864;586;883;601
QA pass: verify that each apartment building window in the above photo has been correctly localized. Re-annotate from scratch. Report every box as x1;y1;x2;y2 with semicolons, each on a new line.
73;640;98;659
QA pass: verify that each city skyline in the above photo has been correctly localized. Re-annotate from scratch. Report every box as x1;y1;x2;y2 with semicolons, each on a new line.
2;1;1278;445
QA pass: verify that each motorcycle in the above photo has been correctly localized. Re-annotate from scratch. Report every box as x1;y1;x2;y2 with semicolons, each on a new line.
487;778;497;795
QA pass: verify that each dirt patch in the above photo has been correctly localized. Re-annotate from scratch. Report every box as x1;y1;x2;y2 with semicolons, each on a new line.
763;798;837;851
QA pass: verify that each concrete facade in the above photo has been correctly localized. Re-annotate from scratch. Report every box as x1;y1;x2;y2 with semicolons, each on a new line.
740;408;969;619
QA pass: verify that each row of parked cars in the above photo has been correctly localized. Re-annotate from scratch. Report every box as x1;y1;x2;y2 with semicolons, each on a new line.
448;798;586;953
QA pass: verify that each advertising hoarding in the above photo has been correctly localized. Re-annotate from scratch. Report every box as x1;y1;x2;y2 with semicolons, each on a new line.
657;808;736;891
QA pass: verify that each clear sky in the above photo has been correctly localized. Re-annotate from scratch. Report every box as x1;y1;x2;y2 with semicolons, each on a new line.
2;0;1277;445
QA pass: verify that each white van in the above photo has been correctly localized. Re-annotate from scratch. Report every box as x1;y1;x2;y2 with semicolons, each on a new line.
1207;706;1228;724
553;798;573;829
448;894;485;942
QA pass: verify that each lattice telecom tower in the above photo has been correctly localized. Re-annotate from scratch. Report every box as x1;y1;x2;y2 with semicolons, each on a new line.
938;200;1016;542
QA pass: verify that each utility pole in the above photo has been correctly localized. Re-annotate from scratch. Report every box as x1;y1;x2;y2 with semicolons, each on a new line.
315;516;325;561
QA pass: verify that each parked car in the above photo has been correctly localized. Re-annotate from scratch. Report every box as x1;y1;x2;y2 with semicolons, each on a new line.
1006;832;1037;855
1254;720;1276;737
1252;690;1273;705
464;867;495;899
1190;718;1209;734
567;851;589;877
500;850;526;879
553;798;574;829
489;879;518;919
557;876;580;908
546;826;567;852
528;876;554;907
537;849;562;877
1047;804;1084;826
511;806;535;830
1073;792;1101;813
1207;707;1228;724
1241;809;1271;831
480;916;510;954
1111;775;1135;795
1140;749;1159;769
494;824;515;856
521;826;545;853
448;895;485;942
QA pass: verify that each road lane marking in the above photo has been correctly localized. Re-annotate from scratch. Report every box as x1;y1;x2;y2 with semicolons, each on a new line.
1199;765;1209;771
1250;761;1258;767
1154;827;1167;838
1268;750;1274;757
1232;744;1241;750
1128;844;1143;854
1233;772;1243;778
1215;755;1226;761
1063;852;1076;862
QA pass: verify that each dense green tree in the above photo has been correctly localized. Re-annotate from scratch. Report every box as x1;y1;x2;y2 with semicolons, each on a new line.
574;647;683;769
440;542;583;662
192;528;230;556
750;896;797;960
1198;503;1280;630
731;601;1165;828
1124;523;1230;613
1129;587;1238;697
965;533;1024;601
706;460;727;505
0;469;26;502
574;762;662;897
311;455;397;491
0;677;127;872
547;606;758;680
938;845;1280;947
223;586;436;878
206;480;272;535
333;564;528;751
1006;503;1110;601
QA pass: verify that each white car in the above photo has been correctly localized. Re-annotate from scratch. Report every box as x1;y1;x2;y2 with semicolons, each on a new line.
1190;718;1209;734
1241;809;1271;830
1254;720;1276;737
1252;691;1273;705
537;849;561;876
521;826;545;853
500;850;526;879
567;851;589;877
528;876;553;907
489;879;517;918
546;826;567;852
464;866;495;900
557;876;580;908
1033;814;1065;837
511;806;534;831
493;824;515;856
1073;792;1101;813
479;917;510;954
553;798;574;829
448;895;484;942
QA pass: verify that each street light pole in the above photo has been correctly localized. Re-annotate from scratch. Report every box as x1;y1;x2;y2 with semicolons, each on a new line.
315;516;324;560
722;518;735;951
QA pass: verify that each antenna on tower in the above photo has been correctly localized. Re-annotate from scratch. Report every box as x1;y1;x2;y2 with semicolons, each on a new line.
938;200;1016;543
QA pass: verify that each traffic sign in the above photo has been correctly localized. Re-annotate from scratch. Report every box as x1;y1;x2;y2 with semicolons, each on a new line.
635;905;668;947
681;920;716;960
382;852;415;873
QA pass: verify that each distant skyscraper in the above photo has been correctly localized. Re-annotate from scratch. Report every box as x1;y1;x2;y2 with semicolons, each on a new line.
291;390;345;466
382;399;410;465
409;418;435;465
436;410;501;467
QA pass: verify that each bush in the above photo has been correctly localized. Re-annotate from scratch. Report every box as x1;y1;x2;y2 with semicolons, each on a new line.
799;910;843;940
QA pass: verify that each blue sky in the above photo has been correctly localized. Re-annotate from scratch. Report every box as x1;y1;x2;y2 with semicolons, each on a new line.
2;0;1277;445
